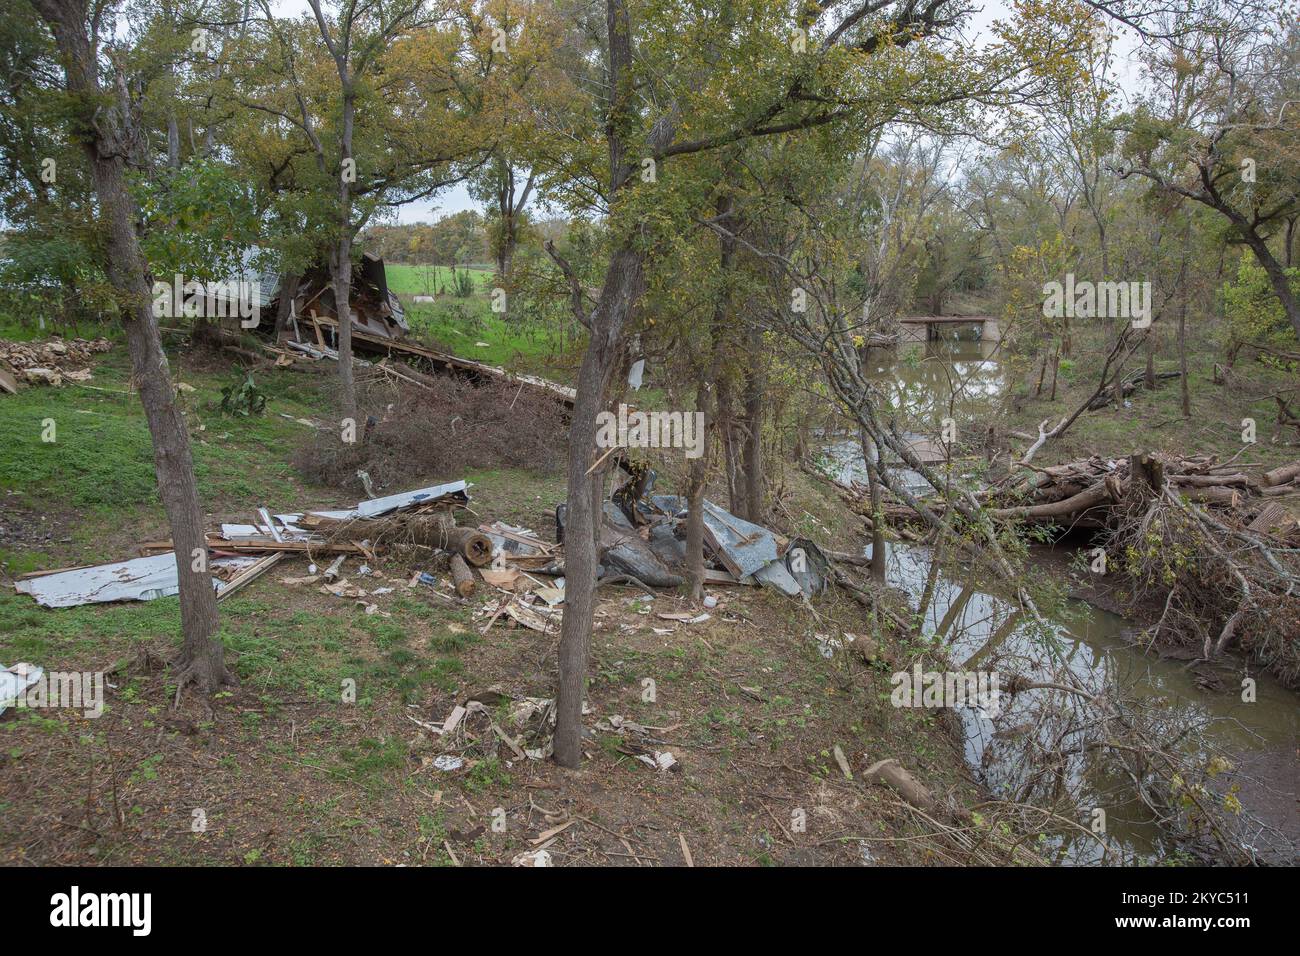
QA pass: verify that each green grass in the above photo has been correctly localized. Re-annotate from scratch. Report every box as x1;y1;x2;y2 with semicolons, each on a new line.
0;588;185;663
0;347;336;523
402;297;571;373
0;586;465;707
0;314;60;342
1005;326;1298;469
381;262;573;373
383;263;494;296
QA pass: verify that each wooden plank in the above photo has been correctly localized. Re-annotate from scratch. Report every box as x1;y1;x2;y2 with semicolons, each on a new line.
138;537;367;555
1248;502;1294;536
16;563;96;580
217;552;285;602
704;568;753;586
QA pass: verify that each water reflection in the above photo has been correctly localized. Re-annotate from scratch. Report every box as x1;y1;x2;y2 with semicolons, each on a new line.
831;335;1298;864
869;540;1296;864
865;334;1009;425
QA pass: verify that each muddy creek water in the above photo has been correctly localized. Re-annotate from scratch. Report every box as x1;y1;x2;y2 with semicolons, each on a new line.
824;334;1296;864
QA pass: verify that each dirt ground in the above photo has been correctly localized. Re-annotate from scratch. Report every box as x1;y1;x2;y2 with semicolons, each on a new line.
0;370;1013;865
0;547;996;867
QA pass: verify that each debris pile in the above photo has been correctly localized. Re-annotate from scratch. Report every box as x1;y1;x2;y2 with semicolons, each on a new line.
842;449;1300;685
13;468;831;619
409;688;559;763
292;372;569;494
566;481;830;598
854;451;1300;540
0;337;111;392
406;684;683;778
14;481;470;609
984;452;1300;532
285;253;409;343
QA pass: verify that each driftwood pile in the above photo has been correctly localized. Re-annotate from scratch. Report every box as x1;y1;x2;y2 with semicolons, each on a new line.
983;452;1300;535
827;450;1300;685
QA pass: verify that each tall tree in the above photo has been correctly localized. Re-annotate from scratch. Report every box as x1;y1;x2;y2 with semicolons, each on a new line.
237;0;480;417
1118;7;1300;339
541;0;1088;767
28;0;230;693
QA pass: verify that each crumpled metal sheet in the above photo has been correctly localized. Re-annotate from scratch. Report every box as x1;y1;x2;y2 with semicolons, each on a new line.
701;500;779;579
355;480;469;518
15;553;187;608
599;503;683;587
15;553;243;608
784;537;831;597
753;559;802;596
0;663;43;717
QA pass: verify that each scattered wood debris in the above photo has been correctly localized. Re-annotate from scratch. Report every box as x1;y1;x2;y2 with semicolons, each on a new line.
0;337;111;393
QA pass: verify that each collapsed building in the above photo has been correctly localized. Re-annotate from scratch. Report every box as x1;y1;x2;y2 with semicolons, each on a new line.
274;252;409;347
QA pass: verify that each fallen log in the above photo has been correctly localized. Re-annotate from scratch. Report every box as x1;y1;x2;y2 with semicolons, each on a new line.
1177;486;1242;507
863;758;936;812
327;515;493;566
1262;461;1300;487
1171;473;1253;489
1260;484;1300;498
1088;369;1180;410
450;553;476;598
991;479;1122;521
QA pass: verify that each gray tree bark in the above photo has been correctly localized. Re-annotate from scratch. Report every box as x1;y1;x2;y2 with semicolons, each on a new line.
34;0;228;693
553;0;675;767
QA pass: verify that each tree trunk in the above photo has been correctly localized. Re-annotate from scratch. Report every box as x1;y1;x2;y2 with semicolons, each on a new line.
167;115;180;169
685;192;733;599
36;0;227;692
684;453;707;601
861;430;887;582
1240;227;1300;340
553;248;644;767
1144;331;1155;390
740;327;764;522
273;272;301;340
1178;222;1191;417
717;375;739;512
333;72;358;418
330;236;356;419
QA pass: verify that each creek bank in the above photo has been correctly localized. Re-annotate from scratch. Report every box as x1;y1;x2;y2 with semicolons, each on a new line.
818;333;1299;864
